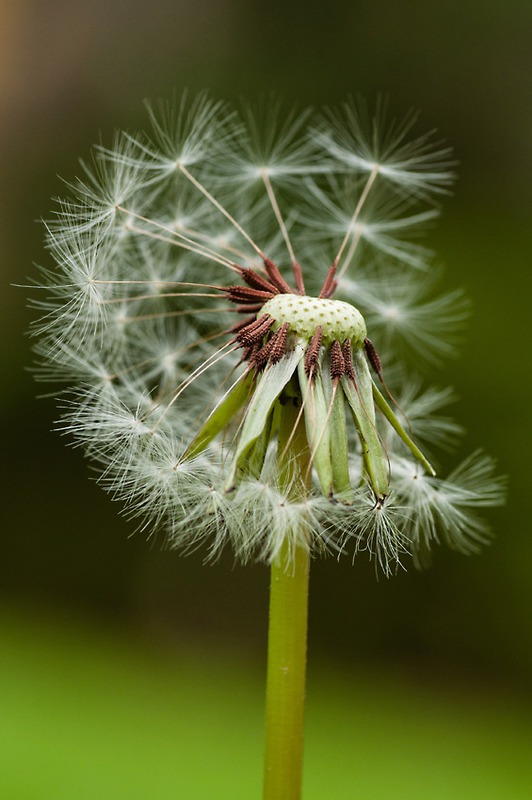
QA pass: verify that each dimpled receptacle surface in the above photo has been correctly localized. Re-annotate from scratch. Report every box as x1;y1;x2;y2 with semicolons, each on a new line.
261;294;367;345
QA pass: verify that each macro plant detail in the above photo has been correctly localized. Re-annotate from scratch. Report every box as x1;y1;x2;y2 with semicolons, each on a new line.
211;264;435;508
31;93;505;799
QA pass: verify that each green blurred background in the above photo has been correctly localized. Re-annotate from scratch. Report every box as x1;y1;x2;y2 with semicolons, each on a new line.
1;1;531;797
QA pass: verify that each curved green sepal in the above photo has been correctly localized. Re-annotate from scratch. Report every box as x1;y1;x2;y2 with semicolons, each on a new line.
246;405;277;480
330;385;352;500
341;351;389;499
297;359;333;497
184;370;254;460
372;382;436;476
226;341;306;490
321;358;352;501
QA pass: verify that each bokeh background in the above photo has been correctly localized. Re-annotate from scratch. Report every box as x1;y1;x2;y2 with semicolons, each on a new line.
2;1;531;798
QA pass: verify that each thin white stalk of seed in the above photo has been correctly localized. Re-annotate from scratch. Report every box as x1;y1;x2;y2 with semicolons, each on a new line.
105;328;228;382
125;224;240;272
335;164;379;280
117;206;242;273
214;370;259;467
172;219;253;263
121;307;233;324
99;290;224;305
261;169;297;267
147;342;239;428
179;163;267;260
336;225;365;280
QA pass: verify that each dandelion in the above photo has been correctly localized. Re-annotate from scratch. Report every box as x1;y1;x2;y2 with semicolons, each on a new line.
31;93;505;800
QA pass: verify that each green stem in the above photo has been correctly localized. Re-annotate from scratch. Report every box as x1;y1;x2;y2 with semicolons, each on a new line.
262;398;311;800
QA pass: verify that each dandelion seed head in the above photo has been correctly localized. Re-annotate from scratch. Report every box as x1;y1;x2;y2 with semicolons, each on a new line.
29;93;505;572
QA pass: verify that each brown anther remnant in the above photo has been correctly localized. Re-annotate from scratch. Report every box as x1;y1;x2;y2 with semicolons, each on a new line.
240;343;260;365
235;314;274;346
263;258;294;294
292;261;306;295
364;337;383;381
251;323;290;370
226;285;275;305
240;268;279;295
304;326;323;376
330;340;346;379
342;338;355;381
318;262;338;299
252;338;276;370
269;322;290;363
